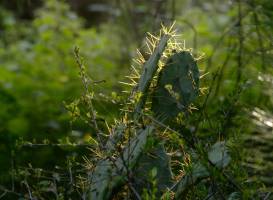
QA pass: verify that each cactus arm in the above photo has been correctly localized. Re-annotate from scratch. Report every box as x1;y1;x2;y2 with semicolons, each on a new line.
134;35;170;119
116;126;154;171
89;126;154;200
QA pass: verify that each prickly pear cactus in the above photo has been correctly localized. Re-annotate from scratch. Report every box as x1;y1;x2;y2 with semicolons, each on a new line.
152;51;199;121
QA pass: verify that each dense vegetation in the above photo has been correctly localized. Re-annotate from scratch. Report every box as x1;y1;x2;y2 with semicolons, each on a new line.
0;0;272;199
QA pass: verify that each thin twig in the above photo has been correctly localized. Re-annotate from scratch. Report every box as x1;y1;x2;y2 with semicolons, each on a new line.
22;143;92;147
206;10;250;72
236;0;244;85
0;185;21;198
23;180;34;200
128;182;142;200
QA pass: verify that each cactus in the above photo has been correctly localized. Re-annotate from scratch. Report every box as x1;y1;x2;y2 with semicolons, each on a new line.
152;51;199;121
86;25;233;200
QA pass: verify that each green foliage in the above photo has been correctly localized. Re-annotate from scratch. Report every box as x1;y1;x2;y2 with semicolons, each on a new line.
0;0;124;187
0;0;272;199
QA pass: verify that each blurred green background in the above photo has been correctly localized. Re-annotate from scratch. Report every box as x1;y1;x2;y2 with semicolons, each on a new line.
0;0;272;198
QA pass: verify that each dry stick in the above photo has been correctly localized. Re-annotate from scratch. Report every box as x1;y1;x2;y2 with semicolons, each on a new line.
180;19;198;50
23;180;34;200
251;5;266;71
236;0;244;85
118;128;143;177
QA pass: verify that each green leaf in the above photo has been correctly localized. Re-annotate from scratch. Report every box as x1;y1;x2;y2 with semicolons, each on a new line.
227;192;240;200
208;141;231;168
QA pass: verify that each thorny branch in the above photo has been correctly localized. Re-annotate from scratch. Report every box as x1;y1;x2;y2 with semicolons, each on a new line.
74;47;104;147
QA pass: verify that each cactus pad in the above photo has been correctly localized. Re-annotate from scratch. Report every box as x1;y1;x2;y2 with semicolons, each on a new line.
134;145;173;197
152;51;199;121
